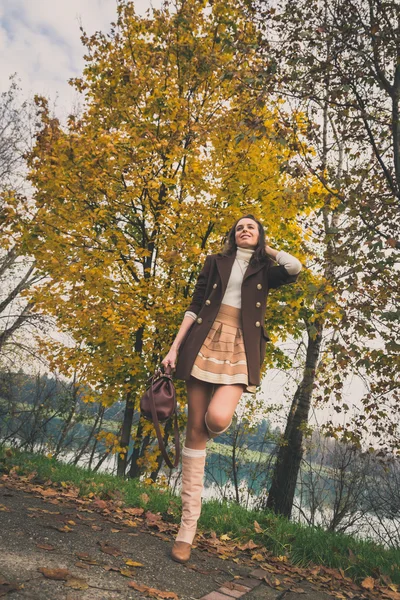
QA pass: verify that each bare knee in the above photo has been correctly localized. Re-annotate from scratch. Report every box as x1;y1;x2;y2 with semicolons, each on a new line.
205;409;230;433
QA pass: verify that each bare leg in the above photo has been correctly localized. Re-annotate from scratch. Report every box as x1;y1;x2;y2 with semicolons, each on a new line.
205;383;246;435
172;379;246;562
185;376;214;450
172;377;212;560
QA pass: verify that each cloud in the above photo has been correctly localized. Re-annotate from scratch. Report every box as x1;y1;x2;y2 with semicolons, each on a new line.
0;0;162;122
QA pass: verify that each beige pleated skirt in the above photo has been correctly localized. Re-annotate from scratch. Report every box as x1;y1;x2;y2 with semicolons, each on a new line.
190;304;256;394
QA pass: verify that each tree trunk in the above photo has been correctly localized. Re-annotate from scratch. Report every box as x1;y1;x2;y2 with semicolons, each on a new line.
117;326;144;477
117;392;135;477
231;429;240;503
150;421;171;482
88;408;104;470
73;404;104;466
129;431;151;479
54;376;79;458
266;324;323;518
128;419;144;478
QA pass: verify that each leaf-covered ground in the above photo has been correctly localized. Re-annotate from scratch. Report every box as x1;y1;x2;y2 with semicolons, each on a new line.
0;470;399;600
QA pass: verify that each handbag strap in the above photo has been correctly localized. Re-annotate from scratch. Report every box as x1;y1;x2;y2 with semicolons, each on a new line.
148;367;180;469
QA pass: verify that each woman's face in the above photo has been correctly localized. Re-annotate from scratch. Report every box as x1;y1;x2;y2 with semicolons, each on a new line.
235;218;260;249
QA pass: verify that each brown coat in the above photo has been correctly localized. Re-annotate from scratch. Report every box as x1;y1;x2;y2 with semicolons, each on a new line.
174;252;300;387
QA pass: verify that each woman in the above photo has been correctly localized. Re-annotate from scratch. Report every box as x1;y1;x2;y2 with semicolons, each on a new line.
161;214;302;563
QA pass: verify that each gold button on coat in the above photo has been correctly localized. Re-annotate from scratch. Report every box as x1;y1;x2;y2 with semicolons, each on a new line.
205;300;210;305
213;283;217;289
256;302;261;307
257;283;262;289
197;317;202;324
255;321;260;327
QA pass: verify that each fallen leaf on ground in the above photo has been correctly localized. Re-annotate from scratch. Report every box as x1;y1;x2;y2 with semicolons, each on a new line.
38;567;72;580
153;532;170;541
98;541;122;557
111;528;120;533
65;577;89;590
140;493;149;505
145;511;170;532
75;562;90;570
254;520;263;533
186;564;214;575
36;543;55;551
0;504;9;512
263;574;275;587
52;525;73;533
251;553;265;561
32;487;58;497
123;519;138;528
120;569;136;577
0;575;21;597
145;511;162;525
290;587;306;594
125;507;144;517
75;552;98;565
76;513;95;521
380;590;400;600
128;580;179;599
361;576;375;590
28;507;60;515
125;560;144;568
93;499;108;510
238;539;259;551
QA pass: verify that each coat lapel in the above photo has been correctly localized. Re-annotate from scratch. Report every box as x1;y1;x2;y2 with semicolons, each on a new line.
243;260;265;282
215;253;265;291
216;254;235;293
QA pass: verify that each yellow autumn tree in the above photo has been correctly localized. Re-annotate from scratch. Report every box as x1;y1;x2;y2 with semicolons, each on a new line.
21;0;318;477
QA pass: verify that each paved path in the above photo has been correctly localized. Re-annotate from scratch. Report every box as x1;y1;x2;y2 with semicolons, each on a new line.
0;476;376;600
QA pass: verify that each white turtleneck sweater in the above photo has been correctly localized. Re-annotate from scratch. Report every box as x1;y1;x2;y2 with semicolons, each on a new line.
184;248;302;321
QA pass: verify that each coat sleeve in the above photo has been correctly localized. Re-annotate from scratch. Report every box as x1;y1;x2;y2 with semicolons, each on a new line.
185;255;212;314
267;251;302;289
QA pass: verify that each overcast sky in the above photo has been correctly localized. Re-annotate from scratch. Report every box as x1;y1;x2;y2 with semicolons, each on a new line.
0;0;162;122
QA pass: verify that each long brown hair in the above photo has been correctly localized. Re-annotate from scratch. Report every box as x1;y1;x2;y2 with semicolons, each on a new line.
220;214;271;266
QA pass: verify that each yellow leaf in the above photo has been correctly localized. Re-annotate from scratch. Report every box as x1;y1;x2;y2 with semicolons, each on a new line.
120;569;136;577
125;560;144;568
251;553;264;562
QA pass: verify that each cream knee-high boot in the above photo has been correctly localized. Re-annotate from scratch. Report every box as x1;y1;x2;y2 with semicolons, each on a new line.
171;446;206;563
204;412;232;440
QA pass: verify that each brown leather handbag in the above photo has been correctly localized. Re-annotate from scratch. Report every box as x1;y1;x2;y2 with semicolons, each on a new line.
140;364;180;469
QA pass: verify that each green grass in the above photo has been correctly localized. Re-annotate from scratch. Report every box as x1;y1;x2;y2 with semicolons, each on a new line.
1;446;399;586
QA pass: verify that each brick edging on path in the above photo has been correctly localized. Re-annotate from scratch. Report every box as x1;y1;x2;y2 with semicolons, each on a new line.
199;571;264;600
